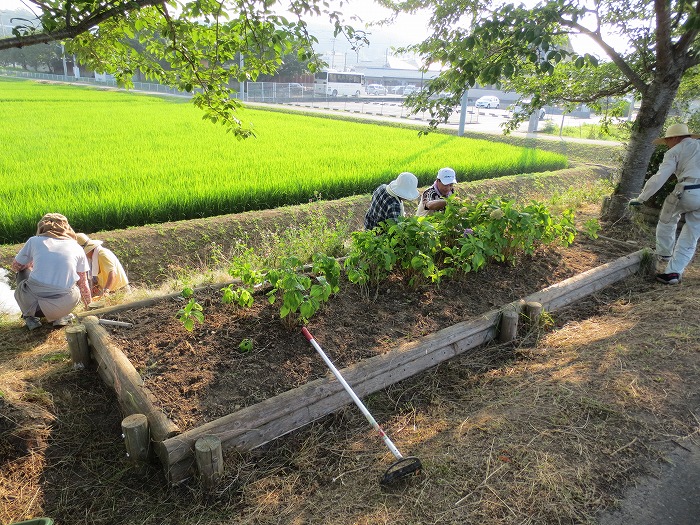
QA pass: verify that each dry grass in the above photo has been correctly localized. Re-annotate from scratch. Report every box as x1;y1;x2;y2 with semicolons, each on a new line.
2;173;699;524
2;263;698;525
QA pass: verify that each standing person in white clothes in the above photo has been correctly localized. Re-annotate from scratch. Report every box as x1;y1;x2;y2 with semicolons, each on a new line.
630;123;700;284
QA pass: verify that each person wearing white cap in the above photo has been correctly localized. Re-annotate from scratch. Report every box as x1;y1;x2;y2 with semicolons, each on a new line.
76;233;129;297
416;167;457;217
364;172;420;230
629;122;700;284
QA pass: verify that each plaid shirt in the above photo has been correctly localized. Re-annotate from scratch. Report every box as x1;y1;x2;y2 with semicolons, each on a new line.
364;184;403;230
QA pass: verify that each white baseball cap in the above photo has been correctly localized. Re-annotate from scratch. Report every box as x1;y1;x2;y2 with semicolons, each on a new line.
437;167;457;185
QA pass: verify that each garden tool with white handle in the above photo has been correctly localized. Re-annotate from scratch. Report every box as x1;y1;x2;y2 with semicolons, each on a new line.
301;327;423;485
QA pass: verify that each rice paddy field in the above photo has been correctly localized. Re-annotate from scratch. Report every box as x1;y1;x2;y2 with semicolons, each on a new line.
0;77;567;244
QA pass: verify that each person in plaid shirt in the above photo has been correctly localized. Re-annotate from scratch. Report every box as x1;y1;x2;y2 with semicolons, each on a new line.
416;167;457;216
364;172;419;230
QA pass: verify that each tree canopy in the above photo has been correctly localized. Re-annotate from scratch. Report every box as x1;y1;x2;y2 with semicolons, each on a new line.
385;0;700;219
0;0;364;137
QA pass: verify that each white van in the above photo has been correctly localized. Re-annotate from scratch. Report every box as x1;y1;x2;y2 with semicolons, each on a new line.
475;96;500;109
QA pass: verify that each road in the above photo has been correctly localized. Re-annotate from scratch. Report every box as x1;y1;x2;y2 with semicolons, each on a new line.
253;95;617;145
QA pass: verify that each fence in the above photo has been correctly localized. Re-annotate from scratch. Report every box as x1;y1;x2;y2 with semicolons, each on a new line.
1;69;195;97
2;70;600;136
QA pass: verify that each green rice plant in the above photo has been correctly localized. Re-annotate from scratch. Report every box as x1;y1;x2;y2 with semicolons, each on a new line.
0;77;567;244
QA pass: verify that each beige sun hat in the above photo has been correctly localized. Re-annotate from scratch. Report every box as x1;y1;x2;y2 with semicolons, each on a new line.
76;232;103;253
653;123;700;145
387;172;419;200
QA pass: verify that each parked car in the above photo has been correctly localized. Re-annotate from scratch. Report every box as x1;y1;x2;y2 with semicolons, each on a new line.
428;91;454;101
475;96;500;109
287;83;306;97
509;102;546;120
366;84;388;95
392;85;417;96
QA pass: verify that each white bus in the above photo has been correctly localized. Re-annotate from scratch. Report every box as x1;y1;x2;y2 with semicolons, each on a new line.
313;70;365;97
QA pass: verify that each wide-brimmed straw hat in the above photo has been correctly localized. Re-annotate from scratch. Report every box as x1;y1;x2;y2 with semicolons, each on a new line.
387;172;419;200
652;123;700;145
76;232;103;254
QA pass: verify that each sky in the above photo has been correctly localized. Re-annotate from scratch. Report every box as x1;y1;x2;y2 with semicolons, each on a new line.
0;0;432;55
0;0;617;62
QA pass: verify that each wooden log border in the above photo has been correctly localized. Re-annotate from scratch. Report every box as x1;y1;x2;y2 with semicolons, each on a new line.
82;316;180;442
81;249;645;484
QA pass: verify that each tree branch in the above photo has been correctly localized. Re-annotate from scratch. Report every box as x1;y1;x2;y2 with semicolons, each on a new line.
561;18;648;93
673;0;700;59
0;0;162;50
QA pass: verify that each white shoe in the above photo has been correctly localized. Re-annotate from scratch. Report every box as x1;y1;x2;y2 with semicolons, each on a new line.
52;314;76;327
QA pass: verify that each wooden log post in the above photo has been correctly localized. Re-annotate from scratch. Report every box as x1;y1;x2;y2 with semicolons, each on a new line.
498;300;523;343
498;311;519;342
122;413;150;473
66;324;90;369
523;301;543;329
195;435;224;490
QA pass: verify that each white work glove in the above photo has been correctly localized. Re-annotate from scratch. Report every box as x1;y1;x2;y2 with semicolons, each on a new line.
628;198;644;207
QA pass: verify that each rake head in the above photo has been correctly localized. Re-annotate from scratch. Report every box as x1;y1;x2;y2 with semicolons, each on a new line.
380;456;423;485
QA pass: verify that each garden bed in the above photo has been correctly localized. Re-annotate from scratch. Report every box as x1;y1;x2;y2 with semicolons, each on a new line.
78;234;642;481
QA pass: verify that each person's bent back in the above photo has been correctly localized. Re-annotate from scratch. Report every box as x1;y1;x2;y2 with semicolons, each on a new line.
364;172;419;230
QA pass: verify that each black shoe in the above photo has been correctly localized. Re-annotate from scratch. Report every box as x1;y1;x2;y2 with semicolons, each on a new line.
656;272;680;284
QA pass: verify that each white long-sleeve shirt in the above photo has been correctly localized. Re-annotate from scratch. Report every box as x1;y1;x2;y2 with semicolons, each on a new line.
638;138;700;202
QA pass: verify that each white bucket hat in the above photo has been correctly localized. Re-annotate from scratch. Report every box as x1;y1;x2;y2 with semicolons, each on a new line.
76;232;103;254
437;167;457;184
388;172;419;200
653;123;700;145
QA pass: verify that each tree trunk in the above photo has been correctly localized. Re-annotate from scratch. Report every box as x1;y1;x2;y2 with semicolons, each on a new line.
604;74;683;222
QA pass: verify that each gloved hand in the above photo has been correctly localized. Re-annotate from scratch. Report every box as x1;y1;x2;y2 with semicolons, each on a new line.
628;198;643;207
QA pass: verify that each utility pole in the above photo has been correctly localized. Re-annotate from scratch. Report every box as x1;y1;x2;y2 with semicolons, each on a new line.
238;52;244;101
458;90;468;136
61;44;68;78
331;38;336;70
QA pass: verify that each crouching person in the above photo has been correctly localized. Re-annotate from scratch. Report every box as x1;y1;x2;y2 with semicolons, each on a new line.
12;213;91;330
76;233;129;298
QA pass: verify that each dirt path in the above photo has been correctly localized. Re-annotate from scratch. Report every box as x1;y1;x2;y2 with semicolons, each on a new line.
598;435;700;525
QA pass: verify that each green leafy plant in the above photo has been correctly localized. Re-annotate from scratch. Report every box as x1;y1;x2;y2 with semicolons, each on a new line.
238;338;253;353
176;289;204;331
345;196;576;293
344;227;399;298
224;251;341;327
582;218;601;239
266;255;340;327
221;286;254;307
